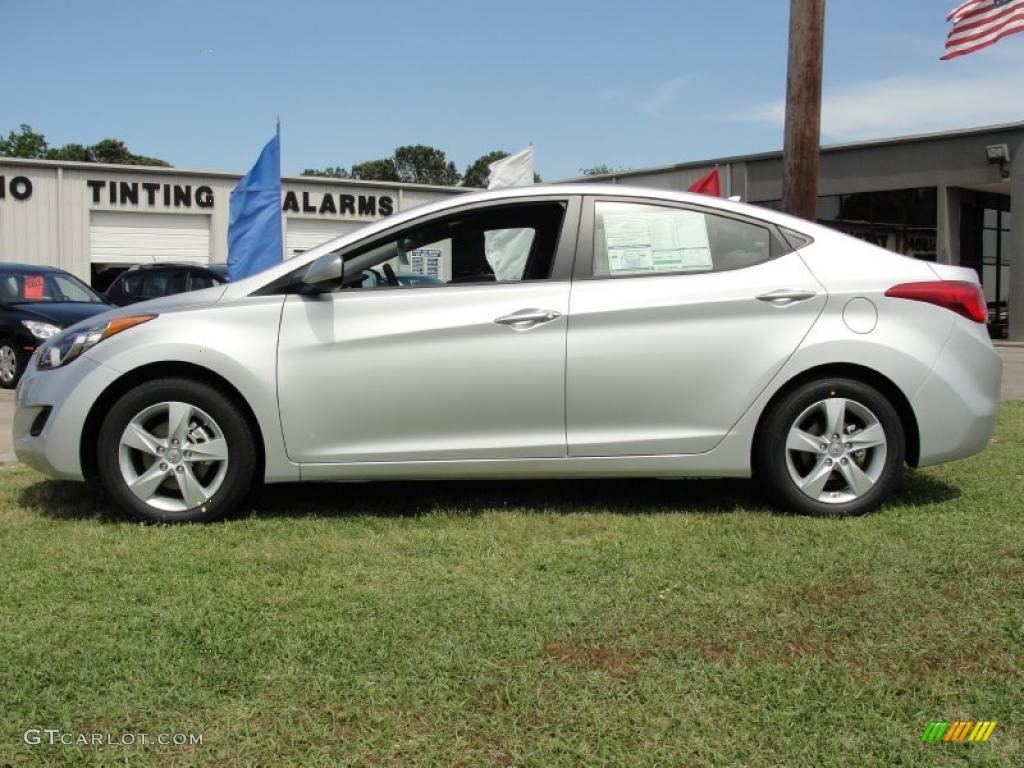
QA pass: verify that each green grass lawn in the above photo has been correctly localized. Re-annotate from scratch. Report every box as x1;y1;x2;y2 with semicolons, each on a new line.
1;404;1022;767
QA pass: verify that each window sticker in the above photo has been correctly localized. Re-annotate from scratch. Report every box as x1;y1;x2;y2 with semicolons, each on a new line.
409;249;443;280
602;206;712;275
23;274;44;299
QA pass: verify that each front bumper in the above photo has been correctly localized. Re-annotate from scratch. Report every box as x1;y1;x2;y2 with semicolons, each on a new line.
911;320;1002;467
14;355;121;480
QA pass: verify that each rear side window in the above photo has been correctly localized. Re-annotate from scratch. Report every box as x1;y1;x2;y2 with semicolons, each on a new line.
593;201;774;277
142;270;187;297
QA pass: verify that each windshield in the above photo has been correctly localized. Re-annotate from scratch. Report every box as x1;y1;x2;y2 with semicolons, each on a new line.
0;271;106;304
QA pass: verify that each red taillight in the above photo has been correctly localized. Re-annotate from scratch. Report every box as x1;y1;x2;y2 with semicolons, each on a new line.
884;280;987;324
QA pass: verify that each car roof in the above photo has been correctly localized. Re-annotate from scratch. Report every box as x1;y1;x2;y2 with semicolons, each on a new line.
0;263;69;274
124;262;225;272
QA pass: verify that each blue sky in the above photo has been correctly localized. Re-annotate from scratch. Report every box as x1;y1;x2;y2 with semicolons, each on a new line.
4;0;1023;180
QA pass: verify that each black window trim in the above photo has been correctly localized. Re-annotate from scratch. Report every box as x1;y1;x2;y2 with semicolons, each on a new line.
573;195;799;282
255;195;583;296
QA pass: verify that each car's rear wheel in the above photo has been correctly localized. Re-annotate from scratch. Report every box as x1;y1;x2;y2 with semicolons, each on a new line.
97;378;256;523
755;377;905;517
0;340;24;389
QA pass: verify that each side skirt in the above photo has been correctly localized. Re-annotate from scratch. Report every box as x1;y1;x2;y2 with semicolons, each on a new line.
296;434;752;482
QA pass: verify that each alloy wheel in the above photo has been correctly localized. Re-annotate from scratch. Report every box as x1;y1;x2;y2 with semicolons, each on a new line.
0;345;18;385
117;401;230;512
784;397;888;504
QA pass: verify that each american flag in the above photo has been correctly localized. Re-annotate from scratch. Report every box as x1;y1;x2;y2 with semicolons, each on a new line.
943;0;1024;59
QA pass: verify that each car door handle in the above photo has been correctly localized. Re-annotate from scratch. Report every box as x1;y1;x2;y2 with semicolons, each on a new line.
756;289;818;306
494;309;562;329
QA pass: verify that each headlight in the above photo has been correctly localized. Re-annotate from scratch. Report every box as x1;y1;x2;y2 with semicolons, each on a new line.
37;314;157;370
21;320;62;340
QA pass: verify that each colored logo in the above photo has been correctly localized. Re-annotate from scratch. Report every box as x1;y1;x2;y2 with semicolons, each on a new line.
921;721;997;742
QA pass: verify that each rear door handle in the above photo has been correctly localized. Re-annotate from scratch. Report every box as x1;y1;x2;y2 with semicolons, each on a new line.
756;289;818;306
494;308;562;329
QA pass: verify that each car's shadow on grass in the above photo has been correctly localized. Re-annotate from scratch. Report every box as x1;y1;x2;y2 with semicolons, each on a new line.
20;469;960;523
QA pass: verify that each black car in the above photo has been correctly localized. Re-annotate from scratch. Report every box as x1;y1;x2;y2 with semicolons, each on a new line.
0;264;112;388
104;263;229;306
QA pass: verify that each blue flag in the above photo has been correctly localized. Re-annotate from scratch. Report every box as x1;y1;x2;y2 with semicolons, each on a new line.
228;123;282;280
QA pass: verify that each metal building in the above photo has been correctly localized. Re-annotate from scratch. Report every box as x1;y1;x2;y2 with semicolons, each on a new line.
3;123;1023;340
573;122;1024;341
0;158;465;289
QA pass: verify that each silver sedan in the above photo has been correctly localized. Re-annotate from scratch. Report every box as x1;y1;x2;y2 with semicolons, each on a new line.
13;185;1002;522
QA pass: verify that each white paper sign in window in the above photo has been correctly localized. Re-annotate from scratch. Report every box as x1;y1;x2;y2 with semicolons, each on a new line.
409;248;443;280
597;202;713;276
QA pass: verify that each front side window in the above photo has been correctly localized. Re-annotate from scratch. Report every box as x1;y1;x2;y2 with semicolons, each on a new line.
593;201;774;277
339;202;565;288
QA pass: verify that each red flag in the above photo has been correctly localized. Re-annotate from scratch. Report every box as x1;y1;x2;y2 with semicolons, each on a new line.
688;166;720;196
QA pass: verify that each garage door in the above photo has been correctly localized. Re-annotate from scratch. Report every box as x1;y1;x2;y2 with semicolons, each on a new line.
286;218;365;257
90;212;210;265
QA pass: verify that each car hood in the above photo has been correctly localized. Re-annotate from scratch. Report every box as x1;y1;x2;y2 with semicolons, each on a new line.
54;285;230;337
113;284;229;314
13;302;112;328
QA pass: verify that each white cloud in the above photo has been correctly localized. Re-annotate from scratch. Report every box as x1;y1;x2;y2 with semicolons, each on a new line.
736;71;1024;140
640;76;692;116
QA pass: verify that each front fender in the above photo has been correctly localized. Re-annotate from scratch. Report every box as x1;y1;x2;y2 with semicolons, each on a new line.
83;296;299;482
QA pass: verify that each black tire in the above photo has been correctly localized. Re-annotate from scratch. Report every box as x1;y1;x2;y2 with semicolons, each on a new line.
754;377;905;517
0;339;25;389
97;378;257;523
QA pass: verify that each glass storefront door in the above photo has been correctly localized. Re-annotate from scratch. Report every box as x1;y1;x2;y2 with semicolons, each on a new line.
960;191;1011;339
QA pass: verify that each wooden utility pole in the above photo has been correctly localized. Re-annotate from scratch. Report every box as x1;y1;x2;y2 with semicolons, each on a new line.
782;0;826;220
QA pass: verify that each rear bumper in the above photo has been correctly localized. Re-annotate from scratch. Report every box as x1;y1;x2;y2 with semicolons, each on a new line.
912;321;1001;467
13;355;120;480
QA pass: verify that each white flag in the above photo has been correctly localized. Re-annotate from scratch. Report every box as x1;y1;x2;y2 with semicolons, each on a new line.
487;146;535;189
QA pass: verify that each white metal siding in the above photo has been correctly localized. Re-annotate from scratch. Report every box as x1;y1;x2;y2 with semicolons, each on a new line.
90;212;210;265
285;218;364;256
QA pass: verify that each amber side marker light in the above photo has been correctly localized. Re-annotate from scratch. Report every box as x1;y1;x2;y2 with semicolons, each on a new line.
103;314;157;339
885;281;987;324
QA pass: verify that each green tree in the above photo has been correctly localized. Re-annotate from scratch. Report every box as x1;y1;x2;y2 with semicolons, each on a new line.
89;139;134;165
127;152;172;168
45;143;93;162
0;124;49;158
1;126;171;166
301;166;351;178
87;138;168;167
393;145;460;186
351;158;400;182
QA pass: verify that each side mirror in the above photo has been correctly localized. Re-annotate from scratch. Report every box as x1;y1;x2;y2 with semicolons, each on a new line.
296;252;345;294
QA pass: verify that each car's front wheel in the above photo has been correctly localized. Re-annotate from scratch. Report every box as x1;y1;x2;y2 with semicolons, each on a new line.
97;378;257;523
0;339;24;389
755;377;905;517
